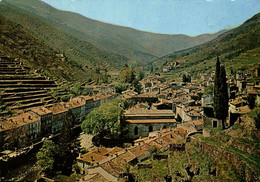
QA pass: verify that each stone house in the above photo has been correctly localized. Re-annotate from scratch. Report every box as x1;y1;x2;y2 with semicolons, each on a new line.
79;95;95;114
28;106;53;137
4;112;41;147
176;105;202;122
124;106;176;139
130;92;159;106
64;98;86;123
48;104;68;134
202;106;223;128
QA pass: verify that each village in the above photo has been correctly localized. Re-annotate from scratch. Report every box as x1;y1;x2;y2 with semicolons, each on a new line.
0;56;259;181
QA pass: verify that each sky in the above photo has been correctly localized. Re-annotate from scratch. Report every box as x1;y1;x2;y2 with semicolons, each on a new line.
41;0;260;35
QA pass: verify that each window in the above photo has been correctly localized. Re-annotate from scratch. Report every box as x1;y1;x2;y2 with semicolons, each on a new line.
134;126;138;135
163;125;166;129
213;120;218;128
149;125;153;132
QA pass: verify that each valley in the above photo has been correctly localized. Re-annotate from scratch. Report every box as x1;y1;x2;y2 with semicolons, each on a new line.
0;1;259;181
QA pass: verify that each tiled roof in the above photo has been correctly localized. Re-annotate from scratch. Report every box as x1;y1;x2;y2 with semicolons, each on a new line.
29;106;52;116
237;105;251;114
78;152;107;164
128;145;150;158
126;119;176;124
64;100;85;109
83;173;108;182
100;156;126;177
48;103;68;115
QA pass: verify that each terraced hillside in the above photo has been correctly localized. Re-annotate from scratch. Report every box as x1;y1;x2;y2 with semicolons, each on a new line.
0;57;57;114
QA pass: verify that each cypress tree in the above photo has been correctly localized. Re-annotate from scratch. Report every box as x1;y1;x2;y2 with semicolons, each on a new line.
219;65;229;121
213;57;221;117
213;57;228;128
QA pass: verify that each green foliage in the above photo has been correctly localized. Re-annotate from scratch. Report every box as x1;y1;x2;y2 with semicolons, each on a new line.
36;140;56;176
61;95;70;102
0;4;129;82
137;71;145;81
247;107;260;129
247;94;256;109
100;73;109;83
153;13;260;80
82;98;127;138
55;110;80;174
148;145;158;156
114;84;127;94
182;74;191;82
71;82;81;96
204;84;214;95
119;66;136;84
213;58;228;124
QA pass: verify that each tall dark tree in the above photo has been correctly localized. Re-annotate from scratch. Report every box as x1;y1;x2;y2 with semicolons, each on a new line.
55;109;80;174
219;65;229;120
213;57;228;128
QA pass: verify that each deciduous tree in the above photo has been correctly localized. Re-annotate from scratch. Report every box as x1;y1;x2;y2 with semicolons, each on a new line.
36;140;56;176
82;98;127;139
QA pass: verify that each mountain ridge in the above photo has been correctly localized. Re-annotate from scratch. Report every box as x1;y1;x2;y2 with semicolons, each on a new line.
1;0;227;63
152;12;260;79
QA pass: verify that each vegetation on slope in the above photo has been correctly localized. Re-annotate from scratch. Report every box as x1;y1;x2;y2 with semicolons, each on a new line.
0;14;90;82
153;13;260;80
0;4;129;73
2;0;226;63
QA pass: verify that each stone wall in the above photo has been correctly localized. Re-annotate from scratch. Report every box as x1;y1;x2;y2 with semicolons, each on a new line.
126;122;177;139
190;137;259;182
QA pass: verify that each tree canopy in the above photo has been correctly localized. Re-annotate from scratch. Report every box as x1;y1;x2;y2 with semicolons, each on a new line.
119;66;136;84
36;140;56;176
81;98;127;138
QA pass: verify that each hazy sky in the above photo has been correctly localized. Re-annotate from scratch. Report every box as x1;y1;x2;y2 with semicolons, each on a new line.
41;0;260;35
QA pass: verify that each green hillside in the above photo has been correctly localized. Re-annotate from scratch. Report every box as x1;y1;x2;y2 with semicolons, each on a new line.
0;4;129;72
0;14;97;83
1;0;226;63
153;13;260;80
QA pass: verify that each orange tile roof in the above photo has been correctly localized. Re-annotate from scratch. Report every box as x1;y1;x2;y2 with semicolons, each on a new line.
64;100;85;109
100;156;126;177
109;147;124;155
7;112;39;126
230;100;242;106
48;103;68;115
237;105;251;114
247;91;257;95
146;140;163;149
78;152;108;164
0;120;16;132
79;95;94;101
174;127;187;138
83;173;108;182
126;119;176;124
128;145;150;158
92;147;109;156
118;150;136;163
29;106;52;116
189;119;203;126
